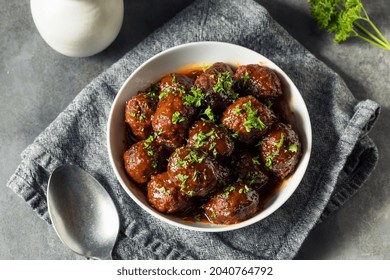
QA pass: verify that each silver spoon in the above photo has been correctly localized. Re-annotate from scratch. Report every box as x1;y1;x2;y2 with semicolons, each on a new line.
47;165;120;260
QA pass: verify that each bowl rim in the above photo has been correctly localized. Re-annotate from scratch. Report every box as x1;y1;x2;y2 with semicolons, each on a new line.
107;41;312;232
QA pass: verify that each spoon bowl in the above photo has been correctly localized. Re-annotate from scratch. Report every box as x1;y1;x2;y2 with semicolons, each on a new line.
47;165;120;259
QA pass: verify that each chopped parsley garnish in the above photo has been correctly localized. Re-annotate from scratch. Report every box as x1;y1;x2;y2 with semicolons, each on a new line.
144;82;159;100
192;170;201;181
233;106;242;115
272;132;286;157
177;174;189;182
172;111;185;124
202;64;211;71
213;71;233;93
264;98;273;108
177;174;189;190
158;187;171;195
199;106;216;123
177;159;188;168
183;87;204;107
159;88;170;100
177;87;186;94
289;144;298;153
187;190;195;197
143;135;156;157
138;114;146;121
243;71;250;86
144;91;155;100
194;214;201;221
209;142;217;151
151;161;158;169
238;185;250;194
171;74;177;84
221;185;235;198
212;147;218;158
246;173;258;186
202;168;208;180
145;134;154;143
265;155;273;170
231;132;239;139
210;212;217;219
252;156;261;165
243;101;265;132
130;112;136;117
228;91;239;100
197;129;219;156
193;129;215;149
275;133;285;148
185;149;207;164
212;71;239;100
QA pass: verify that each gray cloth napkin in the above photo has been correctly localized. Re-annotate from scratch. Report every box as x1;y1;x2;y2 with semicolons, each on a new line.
7;0;380;260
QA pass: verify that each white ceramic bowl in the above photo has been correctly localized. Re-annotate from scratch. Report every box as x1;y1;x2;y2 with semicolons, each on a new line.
107;41;312;232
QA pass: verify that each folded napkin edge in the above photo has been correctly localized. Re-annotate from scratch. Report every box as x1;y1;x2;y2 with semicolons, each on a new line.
6;161;51;224
276;99;380;259
319;135;378;223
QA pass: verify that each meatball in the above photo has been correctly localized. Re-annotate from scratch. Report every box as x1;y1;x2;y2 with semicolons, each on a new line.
125;91;158;140
123;139;168;184
204;182;259;225
194;62;237;111
167;147;228;197
259;122;302;179
234;64;282;99
187;120;235;159
221;96;276;145
147;172;192;214
160;73;194;93
235;153;269;190
152;91;196;152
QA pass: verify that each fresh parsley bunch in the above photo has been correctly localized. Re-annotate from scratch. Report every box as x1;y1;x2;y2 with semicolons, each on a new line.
309;0;390;50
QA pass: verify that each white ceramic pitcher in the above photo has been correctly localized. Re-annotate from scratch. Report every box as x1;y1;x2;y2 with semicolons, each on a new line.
31;0;124;57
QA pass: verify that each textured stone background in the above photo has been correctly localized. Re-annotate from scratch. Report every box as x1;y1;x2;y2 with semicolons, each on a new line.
1;0;389;259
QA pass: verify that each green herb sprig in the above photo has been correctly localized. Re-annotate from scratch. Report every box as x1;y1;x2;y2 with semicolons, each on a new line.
309;0;390;50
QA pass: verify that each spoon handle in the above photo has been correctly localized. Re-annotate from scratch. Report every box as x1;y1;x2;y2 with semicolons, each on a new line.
87;254;113;260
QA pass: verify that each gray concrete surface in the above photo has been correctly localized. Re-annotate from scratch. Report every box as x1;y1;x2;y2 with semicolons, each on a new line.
1;0;389;259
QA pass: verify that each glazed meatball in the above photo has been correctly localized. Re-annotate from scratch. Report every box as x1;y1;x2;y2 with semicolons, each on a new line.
259;122;302;179
234;64;282;99
167;147;228;197
125;91;158;140
123;139;169;184
160;73;194;93
147;172;193;214
204;182;259;225
187;120;235;159
221;96;276;145
152;91;196;152
194;62;237;111
235;153;269;190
